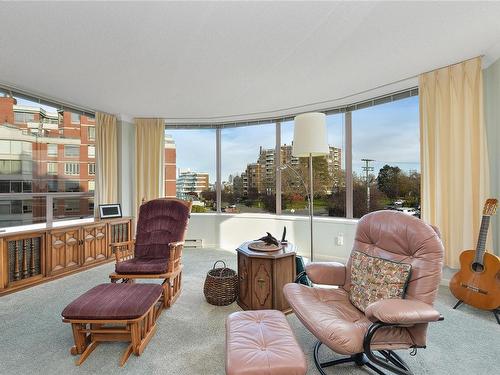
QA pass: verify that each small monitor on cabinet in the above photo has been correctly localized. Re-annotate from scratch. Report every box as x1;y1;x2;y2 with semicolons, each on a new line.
99;204;122;219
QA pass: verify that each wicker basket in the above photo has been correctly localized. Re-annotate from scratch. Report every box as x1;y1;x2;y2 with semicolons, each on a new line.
203;260;238;306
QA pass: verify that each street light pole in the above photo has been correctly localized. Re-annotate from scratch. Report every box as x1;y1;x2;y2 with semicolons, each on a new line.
361;159;374;213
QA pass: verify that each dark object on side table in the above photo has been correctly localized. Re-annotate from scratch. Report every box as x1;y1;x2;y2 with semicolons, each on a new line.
295;255;312;286
204;260;238;306
281;226;287;243
255;232;280;247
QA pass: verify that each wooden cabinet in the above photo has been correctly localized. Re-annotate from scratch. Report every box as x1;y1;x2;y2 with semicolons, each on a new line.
47;227;81;275
236;241;296;313
0;217;132;296
81;223;107;266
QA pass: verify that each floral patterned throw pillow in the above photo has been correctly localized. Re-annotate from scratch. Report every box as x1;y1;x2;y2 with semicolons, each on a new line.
349;251;412;312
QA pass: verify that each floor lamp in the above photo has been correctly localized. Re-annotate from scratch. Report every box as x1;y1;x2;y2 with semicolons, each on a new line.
292;112;329;262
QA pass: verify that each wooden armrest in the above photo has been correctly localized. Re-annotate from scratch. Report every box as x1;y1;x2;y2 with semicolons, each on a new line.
110;240;135;263
109;240;135;248
167;241;184;272
169;241;184;248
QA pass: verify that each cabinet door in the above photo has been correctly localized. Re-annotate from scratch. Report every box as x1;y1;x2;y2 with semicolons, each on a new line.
251;258;273;310
48;228;80;275
82;224;107;266
273;255;295;312
237;253;251;309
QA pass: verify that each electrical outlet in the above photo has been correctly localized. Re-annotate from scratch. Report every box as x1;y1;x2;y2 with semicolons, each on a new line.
336;233;344;246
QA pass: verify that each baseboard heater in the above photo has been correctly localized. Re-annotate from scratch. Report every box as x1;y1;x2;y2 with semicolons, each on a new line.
184;239;203;248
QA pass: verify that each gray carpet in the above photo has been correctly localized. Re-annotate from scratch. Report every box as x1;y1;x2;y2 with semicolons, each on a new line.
0;248;498;375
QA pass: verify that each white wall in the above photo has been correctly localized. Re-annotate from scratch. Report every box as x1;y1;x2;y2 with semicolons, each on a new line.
484;58;500;256
186;213;358;262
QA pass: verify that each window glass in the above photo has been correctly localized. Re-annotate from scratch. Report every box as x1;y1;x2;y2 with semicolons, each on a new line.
11;200;22;214
22;160;32;174
88;126;95;140
10;160;21;174
64;163;80;175
0;140;10;153
0;160;10;174
165;129;216;213
222;124;276;214
23;201;32;213
11;141;22;155
71;113;81;123
0;181;9;193
10;181;22;193
47;143;58;157
88;145;95;158
88;180;95;191
14;112;24;123
47;162;58;175
88;163;96;175
22;181;32;192
64;180;81;192
352;96;420;218
280;114;345;217
64;145;80;157
47;180;58;192
0;95;94;227
0;202;9;214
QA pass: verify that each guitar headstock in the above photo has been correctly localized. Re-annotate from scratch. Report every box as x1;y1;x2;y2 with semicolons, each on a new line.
483;198;498;216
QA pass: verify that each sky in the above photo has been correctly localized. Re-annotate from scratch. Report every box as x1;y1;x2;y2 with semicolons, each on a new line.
168;95;420;183
10;90;419;184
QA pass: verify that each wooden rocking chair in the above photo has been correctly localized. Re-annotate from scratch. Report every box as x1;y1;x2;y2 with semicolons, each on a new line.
109;198;192;309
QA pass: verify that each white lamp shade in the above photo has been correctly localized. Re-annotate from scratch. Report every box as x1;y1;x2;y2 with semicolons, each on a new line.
292;112;329;157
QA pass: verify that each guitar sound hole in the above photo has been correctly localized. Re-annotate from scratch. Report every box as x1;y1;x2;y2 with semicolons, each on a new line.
471;262;484;272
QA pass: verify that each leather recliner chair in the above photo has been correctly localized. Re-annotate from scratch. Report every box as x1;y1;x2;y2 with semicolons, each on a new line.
284;211;444;375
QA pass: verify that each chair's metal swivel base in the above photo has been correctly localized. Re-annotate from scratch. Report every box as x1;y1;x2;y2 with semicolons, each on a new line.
313;341;413;375
313;321;423;375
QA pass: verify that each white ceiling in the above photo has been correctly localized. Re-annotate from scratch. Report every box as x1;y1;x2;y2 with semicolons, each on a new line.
1;1;500;123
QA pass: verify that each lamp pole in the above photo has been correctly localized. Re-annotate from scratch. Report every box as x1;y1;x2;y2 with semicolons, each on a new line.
309;153;314;261
279;160;314;261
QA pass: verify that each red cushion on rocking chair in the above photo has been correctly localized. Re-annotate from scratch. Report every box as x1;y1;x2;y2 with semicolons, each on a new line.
115;257;169;275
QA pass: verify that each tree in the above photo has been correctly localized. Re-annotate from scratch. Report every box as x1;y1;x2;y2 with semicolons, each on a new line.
200;189;215;203
281;156;334;197
377;165;402;199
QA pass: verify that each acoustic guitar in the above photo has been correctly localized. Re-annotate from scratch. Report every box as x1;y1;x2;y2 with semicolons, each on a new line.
449;198;500;312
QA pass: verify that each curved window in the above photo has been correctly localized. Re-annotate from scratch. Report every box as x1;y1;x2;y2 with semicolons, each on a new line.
352;96;420;218
222;124;276;214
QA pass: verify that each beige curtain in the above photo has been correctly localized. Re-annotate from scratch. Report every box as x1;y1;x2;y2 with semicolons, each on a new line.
420;57;490;268
134;118;165;218
95;112;118;211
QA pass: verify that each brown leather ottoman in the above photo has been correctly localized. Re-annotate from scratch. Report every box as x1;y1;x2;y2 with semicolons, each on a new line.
62;283;163;366
225;310;307;375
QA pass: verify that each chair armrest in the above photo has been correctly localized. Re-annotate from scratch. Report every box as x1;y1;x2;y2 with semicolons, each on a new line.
305;262;346;286
365;299;441;325
167;241;184;273
110;240;135;263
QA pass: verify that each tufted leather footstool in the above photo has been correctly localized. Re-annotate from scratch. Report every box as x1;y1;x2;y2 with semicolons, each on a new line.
225;310;307;375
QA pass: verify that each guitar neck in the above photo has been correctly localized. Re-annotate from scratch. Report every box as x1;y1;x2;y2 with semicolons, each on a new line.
474;215;490;264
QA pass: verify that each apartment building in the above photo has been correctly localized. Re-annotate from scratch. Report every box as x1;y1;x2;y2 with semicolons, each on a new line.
176;170;209;200
164;134;176;198
0;95;95;226
240;144;342;196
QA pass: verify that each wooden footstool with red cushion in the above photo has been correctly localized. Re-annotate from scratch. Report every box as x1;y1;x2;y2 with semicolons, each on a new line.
62;283;162;366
